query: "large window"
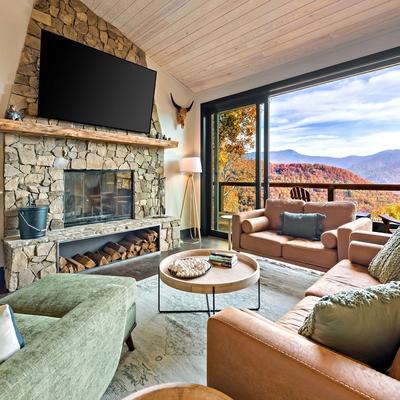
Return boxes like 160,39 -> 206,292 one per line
269,65 -> 400,220
201,47 -> 400,236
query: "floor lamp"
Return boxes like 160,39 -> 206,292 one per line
180,157 -> 202,242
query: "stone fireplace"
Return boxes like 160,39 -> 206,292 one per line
1,0 -> 181,291
4,134 -> 164,236
64,170 -> 134,227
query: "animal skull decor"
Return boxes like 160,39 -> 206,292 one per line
170,93 -> 194,128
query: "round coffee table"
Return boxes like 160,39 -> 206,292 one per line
123,382 -> 232,399
158,249 -> 260,316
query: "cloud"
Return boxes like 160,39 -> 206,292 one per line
270,65 -> 400,156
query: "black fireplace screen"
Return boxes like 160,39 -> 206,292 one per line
64,170 -> 133,227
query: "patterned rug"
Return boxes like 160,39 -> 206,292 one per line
102,258 -> 322,399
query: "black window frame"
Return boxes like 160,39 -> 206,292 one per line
201,46 -> 400,237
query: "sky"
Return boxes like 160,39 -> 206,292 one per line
269,64 -> 400,157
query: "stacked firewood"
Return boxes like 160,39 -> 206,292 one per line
59,229 -> 158,273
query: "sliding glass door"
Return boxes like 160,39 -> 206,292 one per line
203,99 -> 267,236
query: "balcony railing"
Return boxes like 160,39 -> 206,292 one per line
217,181 -> 400,215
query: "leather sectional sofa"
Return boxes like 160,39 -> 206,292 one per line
232,199 -> 372,271
207,231 -> 400,399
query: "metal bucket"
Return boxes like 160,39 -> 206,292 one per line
18,206 -> 49,239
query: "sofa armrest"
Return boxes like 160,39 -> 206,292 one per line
208,307 -> 399,400
350,230 -> 391,245
337,218 -> 372,261
348,240 -> 383,267
232,209 -> 265,250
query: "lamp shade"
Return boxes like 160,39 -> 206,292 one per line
180,157 -> 202,173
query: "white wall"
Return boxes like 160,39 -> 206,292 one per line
0,0 -> 34,115
146,57 -> 195,229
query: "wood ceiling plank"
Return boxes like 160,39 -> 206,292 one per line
132,0 -> 229,49
189,12 -> 400,91
161,0 -> 338,69
148,0 -> 299,61
96,0 -> 141,23
114,0 -> 171,33
125,0 -> 192,40
129,0 -> 206,43
174,0 -> 398,81
140,0 -> 252,54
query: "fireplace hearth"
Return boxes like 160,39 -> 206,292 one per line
64,170 -> 134,227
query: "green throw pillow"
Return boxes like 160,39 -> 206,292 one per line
280,211 -> 325,240
369,229 -> 400,283
298,281 -> 400,372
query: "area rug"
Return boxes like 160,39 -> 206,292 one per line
102,258 -> 322,400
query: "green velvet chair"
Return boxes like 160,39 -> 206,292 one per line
0,273 -> 137,400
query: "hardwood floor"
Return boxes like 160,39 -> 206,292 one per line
0,236 -> 228,296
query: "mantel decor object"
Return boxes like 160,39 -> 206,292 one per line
5,105 -> 24,121
180,157 -> 202,243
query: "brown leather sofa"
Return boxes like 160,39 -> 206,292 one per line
207,231 -> 400,400
232,199 -> 372,271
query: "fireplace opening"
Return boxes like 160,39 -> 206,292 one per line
64,170 -> 133,227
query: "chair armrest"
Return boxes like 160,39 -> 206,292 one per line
349,240 -> 383,267
232,209 -> 265,250
207,307 -> 399,400
350,230 -> 391,245
337,218 -> 372,261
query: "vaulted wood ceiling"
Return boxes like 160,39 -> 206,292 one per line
82,0 -> 400,92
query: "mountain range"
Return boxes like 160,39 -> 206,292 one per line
247,149 -> 400,183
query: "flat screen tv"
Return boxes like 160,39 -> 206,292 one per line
38,30 -> 157,133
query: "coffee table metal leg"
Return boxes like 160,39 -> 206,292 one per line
206,294 -> 211,317
158,269 -> 260,314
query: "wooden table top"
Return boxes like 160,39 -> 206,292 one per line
122,383 -> 233,400
159,249 -> 259,295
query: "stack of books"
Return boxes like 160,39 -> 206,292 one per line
209,252 -> 238,268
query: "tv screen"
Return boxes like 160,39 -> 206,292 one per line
38,30 -> 157,133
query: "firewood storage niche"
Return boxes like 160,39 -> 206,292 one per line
58,225 -> 160,273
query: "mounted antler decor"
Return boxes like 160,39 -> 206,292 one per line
170,93 -> 194,128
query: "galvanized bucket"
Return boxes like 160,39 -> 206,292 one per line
18,206 -> 49,239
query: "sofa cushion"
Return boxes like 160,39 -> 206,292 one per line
242,216 -> 269,233
305,260 -> 379,298
0,274 -> 137,317
369,228 -> 400,283
304,201 -> 355,231
14,313 -> 59,345
282,239 -> 337,270
264,199 -> 305,230
299,281 -> 400,372
240,231 -> 294,257
277,295 -> 320,333
321,230 -> 338,249
280,212 -> 325,240
390,348 -> 400,380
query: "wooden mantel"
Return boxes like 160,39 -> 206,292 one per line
0,119 -> 178,149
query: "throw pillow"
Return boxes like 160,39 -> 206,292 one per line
298,281 -> 400,372
369,229 -> 400,283
280,211 -> 325,240
242,216 -> 269,233
0,304 -> 25,363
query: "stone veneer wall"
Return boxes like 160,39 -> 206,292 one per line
4,133 -> 164,235
3,0 -> 167,236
